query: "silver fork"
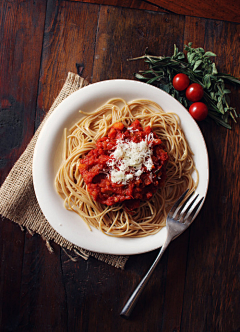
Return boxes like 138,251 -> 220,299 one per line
120,189 -> 204,318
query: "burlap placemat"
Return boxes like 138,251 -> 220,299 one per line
0,72 -> 128,269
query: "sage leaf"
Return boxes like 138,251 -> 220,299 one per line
212,63 -> 218,75
188,52 -> 196,64
193,60 -> 203,71
204,51 -> 216,57
135,73 -> 148,80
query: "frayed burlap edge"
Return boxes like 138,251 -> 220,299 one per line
0,72 -> 128,270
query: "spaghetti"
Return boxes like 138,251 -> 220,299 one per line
55,98 -> 198,237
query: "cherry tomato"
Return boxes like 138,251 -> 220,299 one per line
172,74 -> 190,91
186,83 -> 204,101
189,102 -> 208,121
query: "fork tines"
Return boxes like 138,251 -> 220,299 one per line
169,189 -> 204,224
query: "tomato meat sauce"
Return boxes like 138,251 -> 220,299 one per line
78,120 -> 168,210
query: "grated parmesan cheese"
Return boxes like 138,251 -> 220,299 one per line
107,136 -> 154,184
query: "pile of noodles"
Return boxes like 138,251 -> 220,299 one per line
55,98 -> 198,237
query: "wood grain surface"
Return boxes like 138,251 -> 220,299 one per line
75,0 -> 240,23
0,1 -> 240,331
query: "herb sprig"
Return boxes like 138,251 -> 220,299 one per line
129,43 -> 240,129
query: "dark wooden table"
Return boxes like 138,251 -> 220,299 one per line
1,1 -> 240,331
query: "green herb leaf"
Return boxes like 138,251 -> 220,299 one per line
212,63 -> 218,74
204,51 -> 216,57
135,73 -> 148,80
193,60 -> 203,71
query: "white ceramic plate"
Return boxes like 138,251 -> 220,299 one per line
33,79 -> 209,255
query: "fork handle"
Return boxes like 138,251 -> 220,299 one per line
120,235 -> 172,318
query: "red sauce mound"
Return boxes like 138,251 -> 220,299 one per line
79,120 -> 168,210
